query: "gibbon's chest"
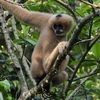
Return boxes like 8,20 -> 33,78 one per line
32,35 -> 59,60
45,39 -> 59,52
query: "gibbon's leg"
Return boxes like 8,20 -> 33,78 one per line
43,41 -> 69,73
31,59 -> 46,85
52,71 -> 68,86
42,71 -> 68,92
52,58 -> 69,86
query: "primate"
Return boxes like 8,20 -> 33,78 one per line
0,0 -> 73,86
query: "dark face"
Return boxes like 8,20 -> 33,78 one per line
53,23 -> 64,36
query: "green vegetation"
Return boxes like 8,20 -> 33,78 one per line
0,0 -> 100,100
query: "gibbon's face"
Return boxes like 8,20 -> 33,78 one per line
48,14 -> 73,36
53,23 -> 64,35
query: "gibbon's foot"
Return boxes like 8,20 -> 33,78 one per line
52,71 -> 68,86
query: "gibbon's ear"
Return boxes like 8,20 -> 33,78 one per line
0,0 -> 53,29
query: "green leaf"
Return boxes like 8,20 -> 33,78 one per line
13,39 -> 24,44
85,80 -> 95,89
92,42 -> 100,58
0,92 -> 3,100
76,9 -> 85,17
82,61 -> 97,67
25,1 -> 40,11
94,18 -> 100,28
69,60 -> 78,66
31,32 -> 39,39
21,25 -> 30,37
24,38 -> 36,45
6,93 -> 14,100
0,80 -> 10,92
17,30 -> 24,38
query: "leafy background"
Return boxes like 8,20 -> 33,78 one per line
0,0 -> 100,100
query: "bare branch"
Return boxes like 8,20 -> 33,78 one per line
74,38 -> 93,45
79,0 -> 100,8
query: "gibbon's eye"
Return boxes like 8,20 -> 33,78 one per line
58,24 -> 63,29
54,24 -> 58,29
53,24 -> 63,30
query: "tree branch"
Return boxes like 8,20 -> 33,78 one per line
65,34 -> 100,95
79,0 -> 100,8
66,67 -> 97,100
54,0 -> 78,22
0,5 -> 28,93
74,38 -> 93,45
20,10 -> 100,100
73,69 -> 100,81
1,1 -> 100,99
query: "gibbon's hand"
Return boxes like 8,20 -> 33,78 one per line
57,42 -> 69,55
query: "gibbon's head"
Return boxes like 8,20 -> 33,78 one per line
48,14 -> 73,36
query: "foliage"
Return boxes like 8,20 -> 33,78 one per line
0,0 -> 100,100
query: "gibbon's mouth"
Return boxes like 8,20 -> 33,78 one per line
56,32 -> 65,36
55,29 -> 65,35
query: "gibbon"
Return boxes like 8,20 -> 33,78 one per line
0,0 -> 73,86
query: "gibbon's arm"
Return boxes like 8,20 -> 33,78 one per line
0,0 -> 52,28
43,42 -> 69,73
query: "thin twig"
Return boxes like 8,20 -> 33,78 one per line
84,59 -> 100,62
54,0 -> 78,22
74,38 -> 93,45
73,70 -> 100,81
